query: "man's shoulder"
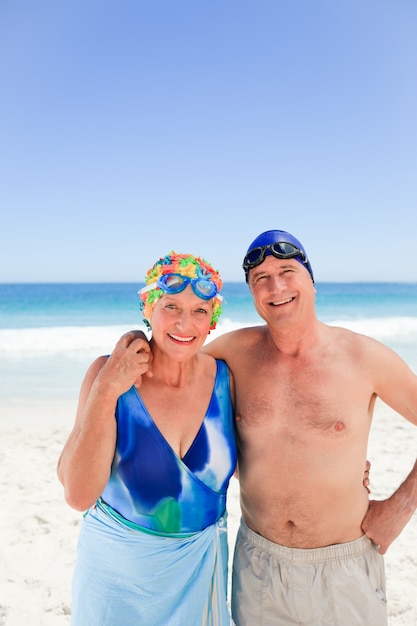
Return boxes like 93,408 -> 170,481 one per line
215,324 -> 265,344
204,325 -> 265,358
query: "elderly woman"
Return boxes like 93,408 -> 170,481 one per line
58,251 -> 237,625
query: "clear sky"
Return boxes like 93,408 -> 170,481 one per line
1,0 -> 416,283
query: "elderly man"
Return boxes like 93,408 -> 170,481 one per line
203,229 -> 417,626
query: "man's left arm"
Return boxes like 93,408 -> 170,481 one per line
361,340 -> 417,553
361,459 -> 417,554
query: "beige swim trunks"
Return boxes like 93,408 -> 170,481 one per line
231,518 -> 387,626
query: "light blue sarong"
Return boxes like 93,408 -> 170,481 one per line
71,501 -> 233,625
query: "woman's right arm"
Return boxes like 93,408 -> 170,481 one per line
57,332 -> 152,511
57,356 -> 119,511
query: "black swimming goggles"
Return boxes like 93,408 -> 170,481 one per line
242,242 -> 313,282
139,273 -> 222,301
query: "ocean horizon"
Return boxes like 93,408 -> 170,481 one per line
1,281 -> 417,404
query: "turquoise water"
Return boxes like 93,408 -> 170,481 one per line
1,282 -> 417,402
2,281 -> 417,328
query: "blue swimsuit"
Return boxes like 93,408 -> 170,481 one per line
101,358 -> 237,534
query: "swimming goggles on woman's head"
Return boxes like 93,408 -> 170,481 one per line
140,273 -> 223,301
242,242 -> 308,271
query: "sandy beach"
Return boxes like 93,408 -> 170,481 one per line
1,397 -> 416,626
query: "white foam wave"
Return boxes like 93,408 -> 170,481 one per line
0,325 -> 138,355
216,316 -> 417,342
327,316 -> 417,340
1,317 -> 417,354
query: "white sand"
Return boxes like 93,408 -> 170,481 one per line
0,398 -> 416,625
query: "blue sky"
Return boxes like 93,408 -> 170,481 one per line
1,0 -> 416,283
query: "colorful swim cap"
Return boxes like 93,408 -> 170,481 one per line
139,251 -> 223,330
243,230 -> 314,283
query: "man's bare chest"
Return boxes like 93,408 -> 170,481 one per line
235,361 -> 364,435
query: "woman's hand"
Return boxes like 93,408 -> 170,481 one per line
100,331 -> 153,392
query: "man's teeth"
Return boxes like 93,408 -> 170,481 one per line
271,297 -> 294,306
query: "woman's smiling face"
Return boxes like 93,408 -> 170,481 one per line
149,285 -> 213,360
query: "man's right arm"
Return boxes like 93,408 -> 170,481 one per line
202,331 -> 236,362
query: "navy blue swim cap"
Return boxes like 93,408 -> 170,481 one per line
243,230 -> 314,283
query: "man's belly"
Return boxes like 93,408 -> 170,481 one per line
239,472 -> 370,548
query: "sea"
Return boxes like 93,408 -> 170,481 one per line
1,282 -> 417,404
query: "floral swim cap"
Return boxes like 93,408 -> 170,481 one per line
139,251 -> 223,330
